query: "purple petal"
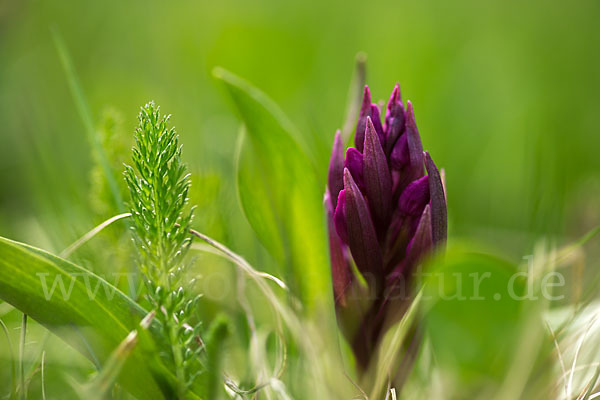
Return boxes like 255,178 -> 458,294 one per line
345,147 -> 364,190
363,117 -> 392,231
334,189 -> 348,245
390,134 -> 409,170
328,130 -> 344,208
424,152 -> 447,246
384,84 -> 406,154
326,190 -> 353,307
355,85 -> 372,151
343,168 -> 383,280
401,204 -> 433,276
406,205 -> 433,266
405,101 -> 424,179
384,176 -> 429,272
398,175 -> 430,217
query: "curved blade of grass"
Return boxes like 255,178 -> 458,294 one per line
569,317 -> 598,398
191,240 -> 287,290
24,330 -> 49,387
581,365 -> 600,400
546,321 -> 569,399
213,68 -> 329,310
60,212 -> 131,258
0,235 -> 200,400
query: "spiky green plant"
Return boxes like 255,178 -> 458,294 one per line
124,102 -> 202,398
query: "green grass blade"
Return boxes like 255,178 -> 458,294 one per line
19,314 -> 26,400
60,212 -> 131,258
341,52 -> 367,144
40,351 -> 46,400
50,28 -> 125,213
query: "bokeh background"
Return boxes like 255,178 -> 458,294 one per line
2,0 -> 600,257
0,0 -> 599,397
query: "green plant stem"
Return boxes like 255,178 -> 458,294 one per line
19,314 -> 27,400
149,154 -> 186,397
41,351 -> 46,400
167,318 -> 186,399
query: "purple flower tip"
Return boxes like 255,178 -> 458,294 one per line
345,147 -> 364,191
362,85 -> 372,107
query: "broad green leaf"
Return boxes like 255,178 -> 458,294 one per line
214,68 -> 329,309
235,131 -> 286,265
421,244 -> 528,394
0,236 -> 202,400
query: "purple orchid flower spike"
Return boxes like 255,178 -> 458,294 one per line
325,84 -> 447,373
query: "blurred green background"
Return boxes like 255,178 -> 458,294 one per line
1,0 -> 600,397
2,0 -> 600,260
